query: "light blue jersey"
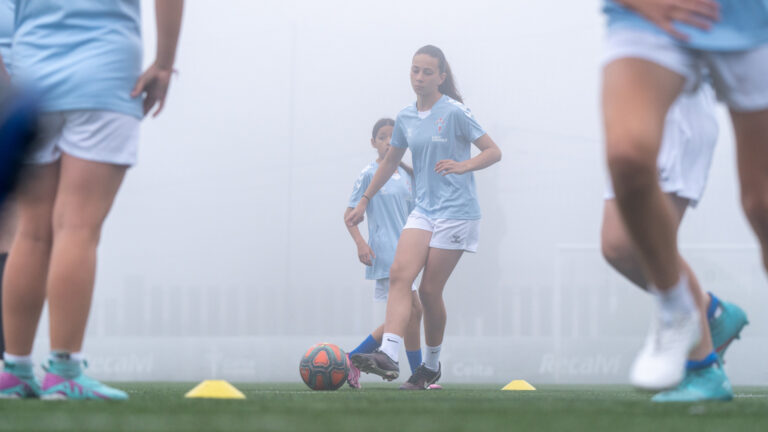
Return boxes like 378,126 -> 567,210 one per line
349,163 -> 414,280
0,0 -> 12,71
604,0 -> 768,51
11,0 -> 143,118
390,95 -> 486,220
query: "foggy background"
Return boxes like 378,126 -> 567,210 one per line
27,0 -> 768,385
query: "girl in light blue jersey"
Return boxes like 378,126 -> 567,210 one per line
0,0 -> 184,401
602,0 -> 768,402
343,118 -> 424,388
346,46 -> 502,390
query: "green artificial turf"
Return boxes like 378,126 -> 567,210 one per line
0,383 -> 766,432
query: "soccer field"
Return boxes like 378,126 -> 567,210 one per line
0,383 -> 766,432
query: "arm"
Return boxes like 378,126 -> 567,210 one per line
614,0 -> 719,41
345,146 -> 407,227
131,0 -> 184,117
398,162 -> 414,178
343,207 -> 375,266
435,134 -> 502,176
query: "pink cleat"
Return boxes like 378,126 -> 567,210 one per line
347,354 -> 361,389
428,384 -> 443,390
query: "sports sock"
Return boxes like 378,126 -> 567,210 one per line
686,352 -> 718,371
4,352 -> 32,365
350,334 -> 380,356
651,274 -> 696,321
406,349 -> 422,374
707,292 -> 721,321
424,345 -> 441,372
379,333 -> 402,363
70,352 -> 84,363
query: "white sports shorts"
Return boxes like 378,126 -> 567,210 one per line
403,211 -> 480,253
28,110 -> 140,166
604,85 -> 719,207
374,278 -> 418,303
604,28 -> 768,112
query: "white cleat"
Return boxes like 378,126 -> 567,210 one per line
630,307 -> 700,392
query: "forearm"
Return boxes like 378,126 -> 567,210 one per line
154,0 -> 184,70
363,153 -> 400,199
464,146 -> 502,172
344,209 -> 367,246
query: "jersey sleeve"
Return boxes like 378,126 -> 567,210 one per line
456,106 -> 487,143
348,168 -> 372,208
390,115 -> 409,149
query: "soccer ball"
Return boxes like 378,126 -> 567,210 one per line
299,343 -> 349,391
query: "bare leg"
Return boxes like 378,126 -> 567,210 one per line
603,58 -> 686,291
601,196 -> 714,360
383,229 -> 431,337
2,163 -> 60,356
47,155 -> 126,352
419,248 -> 463,348
732,109 -> 768,272
403,291 -> 422,352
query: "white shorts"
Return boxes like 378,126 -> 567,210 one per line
403,211 -> 480,253
28,110 -> 140,166
604,29 -> 768,112
604,85 -> 719,207
374,278 -> 418,302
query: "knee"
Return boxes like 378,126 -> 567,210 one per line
418,285 -> 441,307
16,219 -> 53,248
741,189 -> 768,233
389,264 -> 412,289
605,138 -> 657,196
52,216 -> 102,245
601,232 -> 635,272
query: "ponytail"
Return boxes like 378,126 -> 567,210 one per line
415,45 -> 463,104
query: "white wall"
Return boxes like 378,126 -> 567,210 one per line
29,0 -> 768,385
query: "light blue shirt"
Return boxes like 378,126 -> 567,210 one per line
349,163 -> 414,280
11,0 -> 143,118
0,0 -> 12,71
604,0 -> 768,51
390,95 -> 486,220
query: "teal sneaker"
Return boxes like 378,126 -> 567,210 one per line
40,357 -> 128,401
0,361 -> 41,399
709,295 -> 748,362
651,364 -> 733,403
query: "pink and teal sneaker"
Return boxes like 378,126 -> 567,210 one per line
40,355 -> 128,401
347,354 -> 361,389
0,361 -> 41,399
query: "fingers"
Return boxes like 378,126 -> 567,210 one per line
131,73 -> 148,98
670,7 -> 713,30
679,0 -> 720,21
660,21 -> 690,41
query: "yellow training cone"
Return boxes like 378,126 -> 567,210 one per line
185,380 -> 246,399
501,380 -> 536,391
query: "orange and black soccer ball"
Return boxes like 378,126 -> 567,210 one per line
299,343 -> 349,391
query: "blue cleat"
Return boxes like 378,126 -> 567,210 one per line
0,361 -> 41,399
651,364 -> 733,403
708,295 -> 748,362
40,357 -> 128,401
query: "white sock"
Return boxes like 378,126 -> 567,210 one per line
4,353 -> 33,365
70,352 -> 85,363
425,345 -> 441,372
379,333 -> 402,363
651,274 -> 696,320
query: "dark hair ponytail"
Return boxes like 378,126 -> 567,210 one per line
372,117 -> 395,139
415,45 -> 463,104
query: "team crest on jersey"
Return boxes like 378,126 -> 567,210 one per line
432,117 -> 448,142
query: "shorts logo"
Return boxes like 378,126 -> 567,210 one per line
450,234 -> 463,244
